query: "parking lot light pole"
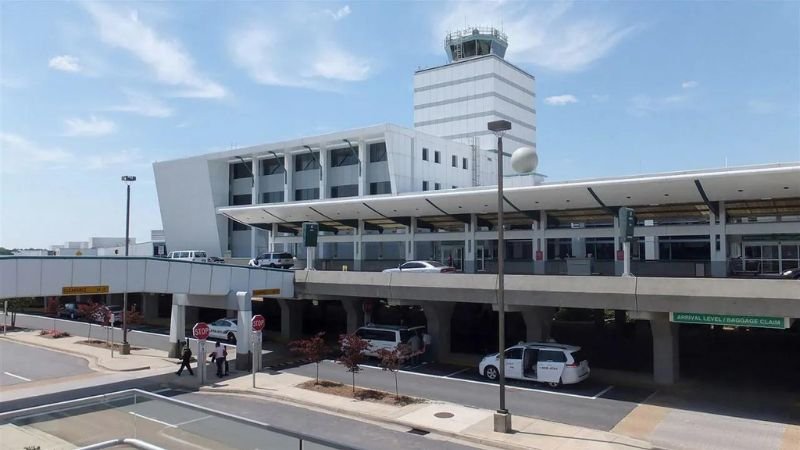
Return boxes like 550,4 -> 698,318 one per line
121,175 -> 136,355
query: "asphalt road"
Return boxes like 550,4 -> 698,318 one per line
0,340 -> 92,386
169,391 -> 479,450
281,359 -> 652,432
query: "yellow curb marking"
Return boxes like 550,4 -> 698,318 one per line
611,404 -> 669,441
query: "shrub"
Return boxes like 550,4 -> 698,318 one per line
377,343 -> 410,399
337,333 -> 369,395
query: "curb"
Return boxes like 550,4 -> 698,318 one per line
0,335 -> 153,372
180,383 -> 540,450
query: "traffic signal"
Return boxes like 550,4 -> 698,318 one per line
302,222 -> 319,247
618,207 -> 635,242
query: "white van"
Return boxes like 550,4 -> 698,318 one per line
478,342 -> 590,387
167,250 -> 209,263
354,324 -> 426,357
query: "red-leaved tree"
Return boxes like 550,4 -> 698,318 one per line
289,332 -> 328,385
377,343 -> 410,399
337,333 -> 369,395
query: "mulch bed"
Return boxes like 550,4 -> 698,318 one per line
298,379 -> 423,406
77,339 -> 144,351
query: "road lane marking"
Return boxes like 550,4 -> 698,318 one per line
444,368 -> 470,377
129,411 -> 177,428
4,372 -> 32,382
322,360 -> 604,399
592,385 -> 615,399
174,415 -> 212,427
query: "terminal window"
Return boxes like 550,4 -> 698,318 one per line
369,142 -> 387,162
331,184 -> 358,198
232,194 -> 251,205
435,182 -> 441,190
262,191 -> 284,203
434,151 -> 441,164
370,181 -> 391,195
232,161 -> 252,179
231,220 -> 248,231
452,155 -> 458,167
422,147 -> 429,161
262,157 -> 284,175
422,181 -> 429,191
462,158 -> 468,170
295,187 -> 320,201
330,148 -> 358,167
295,153 -> 320,172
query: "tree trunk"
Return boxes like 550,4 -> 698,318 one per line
10,311 -> 16,328
352,371 -> 356,395
395,372 -> 399,399
315,363 -> 319,385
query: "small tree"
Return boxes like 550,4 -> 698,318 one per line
377,343 -> 410,399
6,297 -> 37,328
289,332 -> 328,385
337,333 -> 369,395
78,301 -> 106,340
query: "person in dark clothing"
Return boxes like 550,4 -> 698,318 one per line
223,346 -> 229,376
176,340 -> 194,376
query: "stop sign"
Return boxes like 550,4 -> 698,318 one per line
193,322 -> 210,340
251,314 -> 265,332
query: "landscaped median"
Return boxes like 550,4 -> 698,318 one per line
173,368 -> 654,450
0,329 -> 178,372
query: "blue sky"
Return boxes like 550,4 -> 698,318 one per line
1,1 -> 798,248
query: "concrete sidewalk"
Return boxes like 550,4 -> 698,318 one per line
170,369 -> 654,450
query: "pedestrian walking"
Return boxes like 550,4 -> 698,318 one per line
211,342 -> 225,377
176,340 -> 194,376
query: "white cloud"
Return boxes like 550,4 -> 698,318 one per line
109,90 -> 173,118
747,100 -> 778,115
48,55 -> 82,73
64,115 -> 117,137
83,3 -> 226,98
544,94 -> 578,106
325,5 -> 351,21
229,18 -> 370,89
681,80 -> 699,89
434,1 -> 641,72
0,133 -> 74,173
86,149 -> 142,170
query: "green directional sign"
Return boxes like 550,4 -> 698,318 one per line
670,312 -> 790,329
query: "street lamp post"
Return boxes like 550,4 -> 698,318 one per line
487,120 -> 537,433
120,175 -> 136,355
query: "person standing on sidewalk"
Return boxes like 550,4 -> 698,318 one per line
176,340 -> 194,376
211,342 -> 225,377
222,345 -> 229,376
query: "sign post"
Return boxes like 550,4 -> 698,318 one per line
3,300 -> 7,335
251,315 -> 265,388
193,322 -> 210,385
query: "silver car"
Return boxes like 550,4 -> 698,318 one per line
382,260 -> 456,273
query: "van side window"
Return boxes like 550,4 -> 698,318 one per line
505,348 -> 523,360
538,350 -> 567,362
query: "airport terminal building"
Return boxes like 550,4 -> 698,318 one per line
154,28 -> 800,278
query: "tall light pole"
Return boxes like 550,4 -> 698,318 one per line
487,120 -> 537,433
120,175 -> 136,355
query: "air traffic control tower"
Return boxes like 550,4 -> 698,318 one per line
413,27 -> 536,167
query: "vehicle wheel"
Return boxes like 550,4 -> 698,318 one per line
227,332 -> 237,344
484,366 -> 499,380
547,379 -> 562,388
70,313 -> 76,320
269,263 -> 276,268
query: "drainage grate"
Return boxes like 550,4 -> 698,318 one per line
407,428 -> 430,436
434,412 -> 454,419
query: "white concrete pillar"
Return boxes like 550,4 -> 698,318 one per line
710,202 -> 727,277
278,298 -> 304,341
650,312 -> 680,385
406,218 -> 416,261
233,291 -> 253,370
354,219 -> 364,271
464,214 -> 477,273
319,145 -> 327,200
423,302 -> 454,363
613,216 -> 623,275
533,211 -> 547,275
341,299 -> 364,333
571,237 -> 586,258
521,307 -> 556,342
644,219 -> 658,260
251,154 -> 260,259
284,151 -> 293,202
270,224 -> 278,252
168,295 -> 187,358
358,140 -> 367,197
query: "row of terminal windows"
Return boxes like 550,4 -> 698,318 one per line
422,148 -> 468,170
422,181 -> 441,191
231,143 -> 389,179
232,181 -> 392,205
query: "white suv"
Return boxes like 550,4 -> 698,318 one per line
478,342 -> 590,387
249,252 -> 294,269
354,324 -> 425,357
168,250 -> 209,263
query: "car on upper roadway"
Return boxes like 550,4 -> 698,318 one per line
209,318 -> 238,344
208,256 -> 225,263
382,260 -> 456,273
249,252 -> 294,269
780,267 -> 800,279
478,342 -> 590,387
168,250 -> 209,263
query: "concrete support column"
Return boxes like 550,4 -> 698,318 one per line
233,291 -> 253,370
423,302 -> 454,363
405,218 -> 416,261
358,140 -> 367,197
284,151 -> 293,202
278,299 -> 304,342
464,214 -> 477,273
251,154 -> 260,259
710,201 -> 727,277
319,146 -> 328,200
613,216 -> 623,275
354,219 -> 364,271
571,237 -> 586,258
168,295 -> 187,358
520,307 -> 556,342
533,211 -> 547,275
650,312 -> 680,385
341,299 -> 364,333
644,219 -> 658,261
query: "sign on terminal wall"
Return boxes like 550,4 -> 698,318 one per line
670,312 -> 790,329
